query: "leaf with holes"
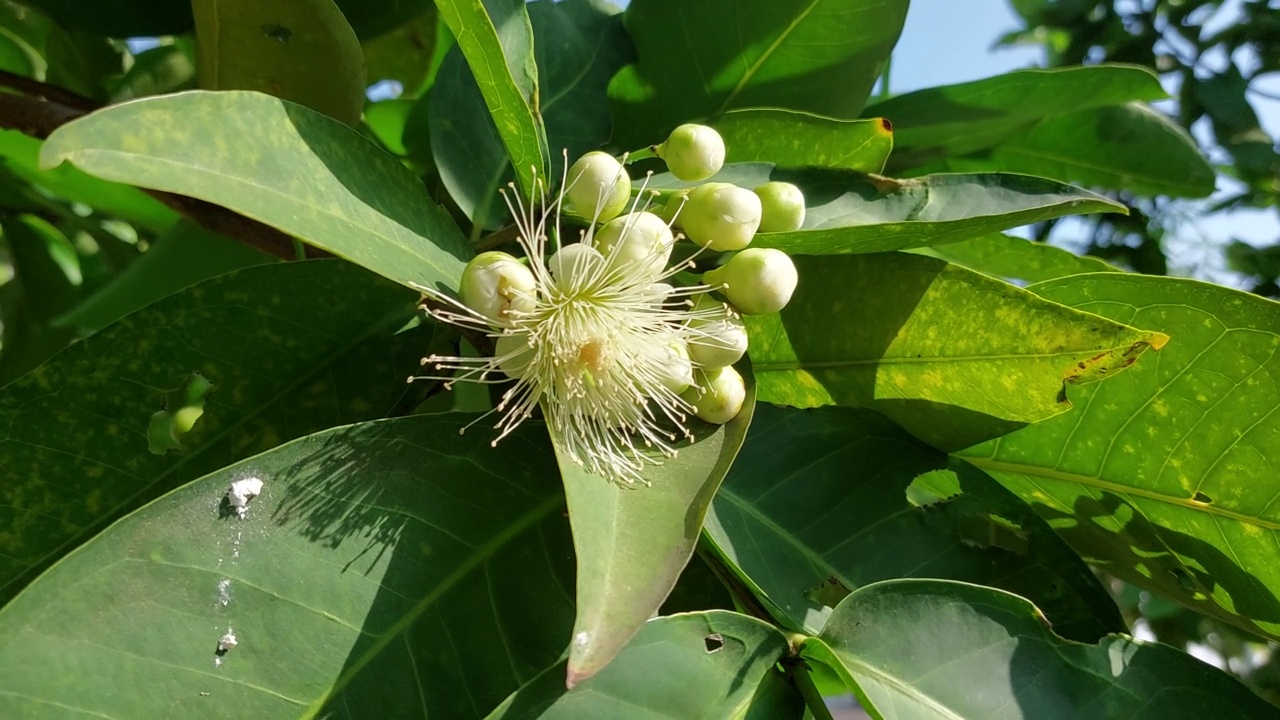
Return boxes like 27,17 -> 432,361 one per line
958,273 -> 1280,642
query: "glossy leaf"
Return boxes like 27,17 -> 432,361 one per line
489,612 -> 802,718
913,233 -> 1121,285
0,260 -> 436,604
192,0 -> 366,125
959,274 -> 1280,641
866,65 -> 1168,172
609,0 -> 909,148
0,414 -> 578,718
712,109 -> 893,173
654,164 -> 1127,255
558,368 -> 756,685
40,91 -> 471,292
803,579 -> 1276,718
433,0 -> 544,196
703,403 -> 1125,641
747,253 -> 1167,449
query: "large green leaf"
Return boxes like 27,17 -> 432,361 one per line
711,109 -> 893,173
430,0 -> 633,231
653,164 -> 1126,255
865,65 -> 1167,173
489,611 -> 802,718
433,0 -> 544,196
559,367 -> 756,685
913,233 -> 1120,285
0,414 -> 578,719
918,104 -> 1215,198
192,0 -> 366,126
747,253 -> 1166,449
803,579 -> 1276,718
704,404 -> 1125,642
608,0 -> 909,148
0,260 -> 436,604
958,273 -> 1280,641
39,91 -> 471,292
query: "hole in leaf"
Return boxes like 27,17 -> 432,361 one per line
879,117 -> 892,134
1193,492 -> 1212,504
958,512 -> 1029,555
905,469 -> 963,509
147,371 -> 215,454
704,634 -> 723,653
261,24 -> 292,43
1169,567 -> 1198,593
804,576 -> 851,608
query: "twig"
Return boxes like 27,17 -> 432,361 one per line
783,656 -> 836,720
0,69 -> 99,112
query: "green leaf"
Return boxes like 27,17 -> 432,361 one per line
55,220 -> 276,331
489,611 -> 802,718
803,579 -> 1277,718
430,0 -> 632,230
361,5 -> 441,97
39,91 -> 471,292
110,41 -> 197,102
0,414 -> 578,718
0,259 -> 437,604
913,233 -> 1121,285
433,0 -> 544,196
558,367 -> 756,685
703,403 -> 1125,642
653,164 -> 1127,255
866,65 -> 1168,173
0,129 -> 178,233
0,214 -> 82,383
921,104 -> 1215,198
747,253 -> 1167,449
958,274 -> 1280,641
608,0 -> 909,148
192,0 -> 366,126
711,109 -> 893,173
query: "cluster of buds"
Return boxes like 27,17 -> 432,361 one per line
413,124 -> 803,484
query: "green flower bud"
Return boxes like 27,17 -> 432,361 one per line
565,151 -> 631,222
680,182 -> 762,252
703,248 -> 798,315
594,211 -> 675,280
657,124 -> 725,182
681,365 -> 746,424
495,333 -> 534,378
687,294 -> 748,369
754,181 -> 806,233
460,251 -> 537,325
549,243 -> 606,286
656,341 -> 694,394
655,190 -> 689,227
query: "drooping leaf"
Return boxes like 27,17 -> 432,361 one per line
558,367 -> 756,685
433,0 -> 544,197
54,219 -> 276,331
703,403 -> 1125,641
39,91 -> 471,292
803,579 -> 1276,718
0,260 -> 437,604
747,253 -> 1167,449
652,164 -> 1126,255
711,109 -> 893,173
489,612 -> 802,718
913,233 -> 1121,285
958,273 -> 1280,641
609,0 -> 909,148
192,0 -> 367,125
0,414 -> 578,719
864,64 -> 1168,172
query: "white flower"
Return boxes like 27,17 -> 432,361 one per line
411,160 -> 727,484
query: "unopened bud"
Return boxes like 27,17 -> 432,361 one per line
687,295 -> 747,369
594,211 -> 675,281
495,333 -> 534,378
657,124 -> 725,182
564,151 -> 631,222
754,181 -> 806,233
460,251 -> 537,325
681,182 -> 762,252
703,248 -> 798,315
549,243 -> 606,287
656,341 -> 694,394
681,365 -> 746,424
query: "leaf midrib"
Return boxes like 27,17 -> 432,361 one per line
753,345 -> 1153,372
714,0 -> 822,117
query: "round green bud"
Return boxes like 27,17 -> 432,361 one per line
594,211 -> 675,280
657,124 -> 726,182
495,333 -> 534,379
754,181 -> 806,233
681,365 -> 746,424
680,182 -> 762,252
460,251 -> 537,325
549,242 -> 606,287
687,294 -> 747,369
564,151 -> 631,222
656,341 -> 694,394
703,248 -> 798,315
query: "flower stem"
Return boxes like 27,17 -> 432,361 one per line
784,656 -> 836,720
